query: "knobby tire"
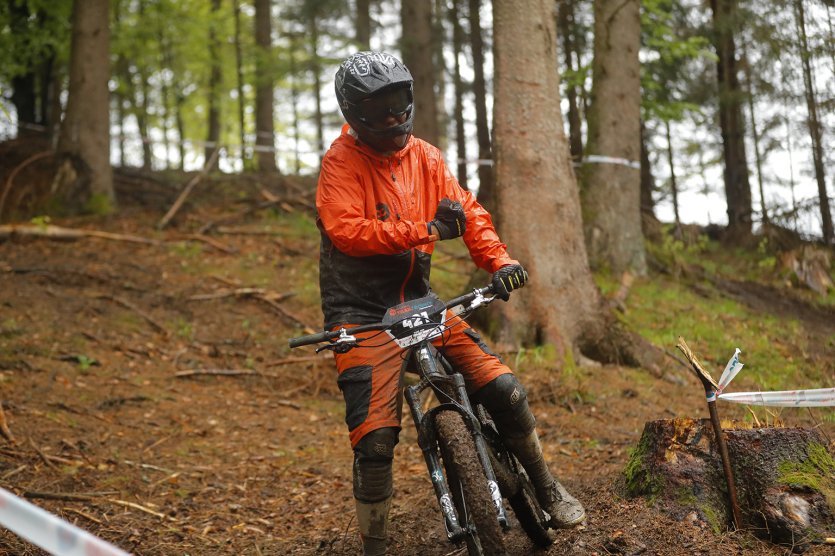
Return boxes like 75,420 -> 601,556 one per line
435,410 -> 506,556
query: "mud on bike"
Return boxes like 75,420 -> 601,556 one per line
288,285 -> 554,555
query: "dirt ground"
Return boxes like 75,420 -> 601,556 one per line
1,156 -> 834,555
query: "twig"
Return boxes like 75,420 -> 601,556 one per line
1,464 -> 26,480
62,507 -> 103,525
29,438 -> 58,470
93,294 -> 168,335
108,498 -> 176,522
0,401 -> 16,444
157,148 -> 220,230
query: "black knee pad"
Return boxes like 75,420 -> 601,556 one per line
353,427 -> 399,502
475,374 -> 536,438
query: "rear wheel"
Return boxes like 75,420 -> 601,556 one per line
435,409 -> 506,556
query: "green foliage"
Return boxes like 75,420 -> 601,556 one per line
640,0 -> 714,122
85,193 -> 114,216
778,443 -> 835,511
0,0 -> 71,79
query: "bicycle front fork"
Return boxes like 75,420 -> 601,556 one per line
405,362 -> 509,540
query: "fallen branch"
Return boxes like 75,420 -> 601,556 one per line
175,369 -> 272,379
0,224 -> 160,245
62,507 -> 104,525
28,438 -> 57,470
157,148 -> 220,230
23,491 -> 116,502
177,233 -> 237,254
188,287 -> 267,301
93,294 -> 168,335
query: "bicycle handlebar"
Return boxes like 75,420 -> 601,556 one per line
288,283 -> 498,349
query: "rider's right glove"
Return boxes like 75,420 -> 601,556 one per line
428,198 -> 467,240
491,264 -> 529,301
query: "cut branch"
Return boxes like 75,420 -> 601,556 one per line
157,147 -> 220,230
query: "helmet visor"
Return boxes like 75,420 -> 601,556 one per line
355,87 -> 413,126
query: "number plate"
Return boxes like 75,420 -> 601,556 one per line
382,296 -> 447,348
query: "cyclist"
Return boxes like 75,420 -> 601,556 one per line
317,51 -> 585,555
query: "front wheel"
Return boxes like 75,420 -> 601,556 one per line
435,410 -> 507,556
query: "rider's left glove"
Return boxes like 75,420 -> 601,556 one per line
491,264 -> 528,301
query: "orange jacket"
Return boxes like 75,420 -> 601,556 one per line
317,124 -> 516,327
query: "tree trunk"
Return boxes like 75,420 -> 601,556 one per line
468,0 -> 494,213
55,0 -> 114,213
557,0 -> 583,161
289,38 -> 302,175
254,0 -> 277,173
233,0 -> 248,171
355,0 -> 371,49
401,0 -> 440,145
741,52 -> 768,230
492,0 -> 657,369
794,0 -> 833,244
709,0 -> 752,240
309,16 -> 325,166
205,0 -> 222,171
664,120 -> 681,229
626,418 -> 835,548
581,0 -> 646,276
639,120 -> 657,226
449,0 -> 468,190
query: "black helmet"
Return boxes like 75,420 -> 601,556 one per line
335,51 -> 414,151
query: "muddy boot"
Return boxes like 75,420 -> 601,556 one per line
503,430 -> 586,528
356,497 -> 391,556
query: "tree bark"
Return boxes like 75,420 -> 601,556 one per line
254,0 -> 277,173
233,0 -> 248,170
709,0 -> 752,240
794,0 -> 833,244
627,418 -> 835,548
205,0 -> 222,172
664,120 -> 681,230
581,0 -> 646,276
401,0 -> 440,145
55,0 -> 114,213
468,0 -> 494,213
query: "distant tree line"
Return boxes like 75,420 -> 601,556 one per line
0,0 -> 832,247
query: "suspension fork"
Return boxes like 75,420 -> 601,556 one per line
405,345 -> 509,535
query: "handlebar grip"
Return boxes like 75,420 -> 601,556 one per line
288,330 -> 334,349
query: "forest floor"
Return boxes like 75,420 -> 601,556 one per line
0,150 -> 834,555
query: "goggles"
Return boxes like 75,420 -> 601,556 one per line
355,87 -> 413,124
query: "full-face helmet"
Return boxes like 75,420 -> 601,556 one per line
334,51 -> 414,152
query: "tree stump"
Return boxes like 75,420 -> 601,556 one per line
624,418 -> 835,551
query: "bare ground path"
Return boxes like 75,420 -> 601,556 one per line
0,196 -> 832,555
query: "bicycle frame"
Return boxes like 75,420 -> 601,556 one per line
403,342 -> 508,541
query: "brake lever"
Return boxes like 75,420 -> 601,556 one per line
315,330 -> 358,354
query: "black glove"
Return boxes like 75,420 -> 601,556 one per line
491,264 -> 528,301
429,198 -> 466,240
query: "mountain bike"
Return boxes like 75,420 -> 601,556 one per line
288,285 -> 553,555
